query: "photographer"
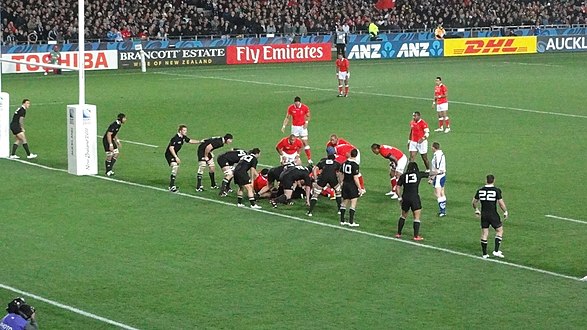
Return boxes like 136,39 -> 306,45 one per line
0,297 -> 38,330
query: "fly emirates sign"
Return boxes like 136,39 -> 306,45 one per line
226,43 -> 331,64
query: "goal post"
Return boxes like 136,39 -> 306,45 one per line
0,0 -> 98,175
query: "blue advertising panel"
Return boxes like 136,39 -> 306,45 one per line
345,40 -> 443,60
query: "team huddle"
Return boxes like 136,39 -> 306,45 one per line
96,75 -> 508,259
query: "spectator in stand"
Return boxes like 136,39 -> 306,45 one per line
1,0 -> 586,44
120,26 -> 132,39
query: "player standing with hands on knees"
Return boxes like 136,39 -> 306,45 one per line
335,53 -> 350,97
472,174 -> 509,259
281,96 -> 312,164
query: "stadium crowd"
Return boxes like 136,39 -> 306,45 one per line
0,0 -> 586,44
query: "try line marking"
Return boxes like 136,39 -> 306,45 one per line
0,283 -> 139,330
95,135 -> 158,148
155,72 -> 587,120
545,214 -> 587,225
6,158 -> 584,283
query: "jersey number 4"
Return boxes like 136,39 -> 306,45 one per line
478,190 -> 497,201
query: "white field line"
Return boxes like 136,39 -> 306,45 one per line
0,283 -> 140,330
95,135 -> 158,148
155,72 -> 587,119
545,214 -> 587,225
6,158 -> 584,282
500,61 -> 564,67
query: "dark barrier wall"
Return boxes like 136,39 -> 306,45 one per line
3,27 -> 587,54
119,48 -> 226,68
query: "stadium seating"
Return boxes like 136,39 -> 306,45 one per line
0,0 -> 585,44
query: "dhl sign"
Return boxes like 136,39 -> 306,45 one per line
444,36 -> 537,57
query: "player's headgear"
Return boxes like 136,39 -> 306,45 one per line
326,146 -> 336,155
6,297 -> 26,314
117,113 -> 126,121
224,133 -> 233,141
294,96 -> 301,102
260,168 -> 269,176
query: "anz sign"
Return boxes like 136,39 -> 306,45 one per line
346,40 -> 443,60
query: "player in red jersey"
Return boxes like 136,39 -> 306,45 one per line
371,143 -> 408,199
326,134 -> 365,193
276,134 -> 304,164
281,96 -> 312,164
408,111 -> 430,171
253,168 -> 273,199
432,76 -> 450,133
335,54 -> 350,97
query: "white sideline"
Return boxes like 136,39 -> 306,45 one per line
95,135 -> 158,148
0,283 -> 140,330
6,158 -> 584,283
155,72 -> 587,120
545,214 -> 587,225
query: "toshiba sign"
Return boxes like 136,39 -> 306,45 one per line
1,50 -> 118,74
444,37 -> 537,57
226,43 -> 331,64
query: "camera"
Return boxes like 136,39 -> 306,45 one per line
6,297 -> 26,314
6,297 -> 35,320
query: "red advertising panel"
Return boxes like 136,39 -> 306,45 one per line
226,43 -> 331,64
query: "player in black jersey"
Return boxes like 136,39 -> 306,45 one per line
102,113 -> 127,176
307,152 -> 341,217
396,162 -> 429,240
339,149 -> 361,227
217,148 -> 247,196
9,99 -> 37,159
269,164 -> 312,208
196,134 -> 233,191
233,148 -> 262,209
165,125 -> 200,192
472,174 -> 509,259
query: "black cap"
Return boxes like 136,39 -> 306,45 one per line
6,297 -> 25,314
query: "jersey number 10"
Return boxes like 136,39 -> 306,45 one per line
342,164 -> 353,175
